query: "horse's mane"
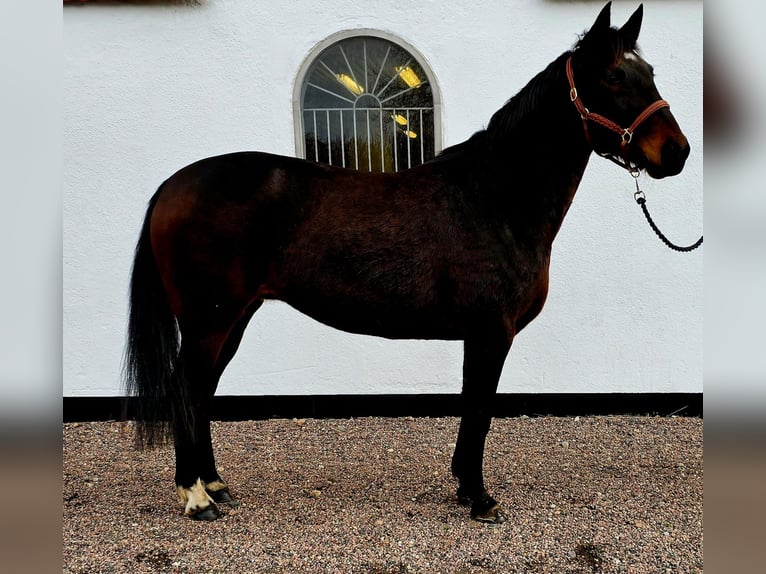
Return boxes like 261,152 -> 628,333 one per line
434,50 -> 572,160
435,27 -> 636,160
484,51 -> 572,142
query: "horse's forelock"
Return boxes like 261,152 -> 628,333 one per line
574,27 -> 638,66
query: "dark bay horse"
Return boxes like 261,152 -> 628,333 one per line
125,2 -> 690,523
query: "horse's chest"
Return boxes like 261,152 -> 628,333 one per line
492,249 -> 551,332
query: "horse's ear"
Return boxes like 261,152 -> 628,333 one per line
591,2 -> 612,36
581,2 -> 612,48
619,4 -> 643,48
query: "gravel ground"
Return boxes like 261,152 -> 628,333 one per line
63,416 -> 702,573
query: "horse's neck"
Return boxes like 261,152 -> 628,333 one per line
487,89 -> 592,246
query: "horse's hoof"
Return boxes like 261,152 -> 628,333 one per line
472,504 -> 506,524
457,486 -> 504,523
209,487 -> 240,508
189,503 -> 220,521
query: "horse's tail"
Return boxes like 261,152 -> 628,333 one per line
123,185 -> 188,448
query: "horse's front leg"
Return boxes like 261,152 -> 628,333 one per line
451,327 -> 512,523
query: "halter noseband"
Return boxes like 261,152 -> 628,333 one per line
566,56 -> 669,172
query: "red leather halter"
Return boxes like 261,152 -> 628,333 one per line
566,56 -> 669,171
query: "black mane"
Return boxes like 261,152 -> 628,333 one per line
436,50 -> 572,159
485,51 -> 571,141
436,24 -> 636,161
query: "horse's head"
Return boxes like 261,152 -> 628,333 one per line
569,2 -> 690,179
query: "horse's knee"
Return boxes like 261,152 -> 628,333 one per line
177,479 -> 220,520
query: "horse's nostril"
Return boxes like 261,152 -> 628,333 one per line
680,141 -> 691,161
662,139 -> 689,168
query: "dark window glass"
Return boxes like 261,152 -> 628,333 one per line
300,35 -> 436,172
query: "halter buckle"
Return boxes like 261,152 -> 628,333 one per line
621,129 -> 633,144
570,87 -> 578,102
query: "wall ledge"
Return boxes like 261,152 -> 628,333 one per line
63,393 -> 702,422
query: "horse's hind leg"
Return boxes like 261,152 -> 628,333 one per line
451,326 -> 512,523
172,301 -> 260,520
198,300 -> 263,508
171,335 -> 225,520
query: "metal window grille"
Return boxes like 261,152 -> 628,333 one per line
300,36 -> 436,172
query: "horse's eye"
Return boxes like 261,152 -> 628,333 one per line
606,70 -> 625,86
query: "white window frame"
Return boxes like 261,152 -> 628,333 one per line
292,29 -> 443,169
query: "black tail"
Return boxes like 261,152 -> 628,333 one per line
123,186 -> 188,448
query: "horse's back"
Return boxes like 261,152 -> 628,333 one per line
156,151 -> 321,208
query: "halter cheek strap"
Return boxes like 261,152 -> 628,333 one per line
566,56 -> 669,164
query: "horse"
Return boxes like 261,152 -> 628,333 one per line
124,2 -> 690,523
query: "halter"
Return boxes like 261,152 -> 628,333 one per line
566,56 -> 701,252
565,56 -> 669,173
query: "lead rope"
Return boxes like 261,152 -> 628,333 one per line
631,173 -> 703,252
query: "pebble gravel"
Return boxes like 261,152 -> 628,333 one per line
63,416 -> 702,573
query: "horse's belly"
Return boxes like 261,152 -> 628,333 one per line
278,290 -> 465,341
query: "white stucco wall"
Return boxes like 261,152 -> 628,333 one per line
63,0 -> 702,398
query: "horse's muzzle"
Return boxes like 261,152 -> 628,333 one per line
664,137 -> 690,173
651,137 -> 690,179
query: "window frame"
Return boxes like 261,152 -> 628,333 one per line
292,29 -> 442,169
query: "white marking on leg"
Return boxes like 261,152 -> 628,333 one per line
176,478 -> 214,515
204,479 -> 228,493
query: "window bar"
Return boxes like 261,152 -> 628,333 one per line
375,58 -> 412,99
379,110 -> 385,172
306,81 -> 355,104
392,110 -> 399,172
366,109 -> 372,171
339,46 -> 361,93
406,109 -> 412,169
371,46 -> 390,95
339,110 -> 346,168
319,60 -> 359,100
313,110 -> 319,162
379,84 -> 426,105
326,110 -> 332,165
420,109 -> 425,164
353,110 -> 359,170
363,40 -> 369,96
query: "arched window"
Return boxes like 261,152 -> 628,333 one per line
294,31 -> 441,172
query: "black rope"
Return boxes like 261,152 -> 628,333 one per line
635,195 -> 703,252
